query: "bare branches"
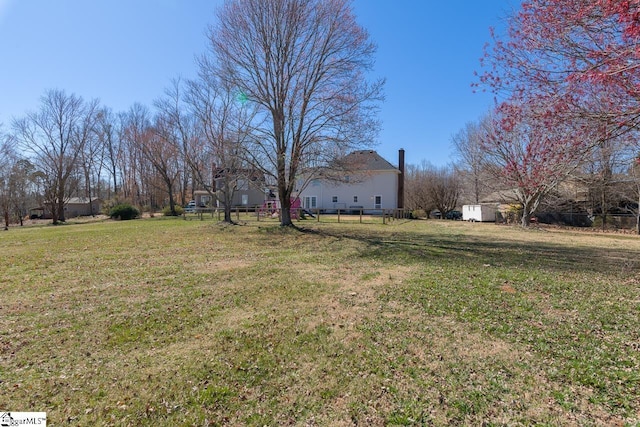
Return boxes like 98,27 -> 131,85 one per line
209,0 -> 383,225
405,161 -> 460,217
12,90 -> 99,224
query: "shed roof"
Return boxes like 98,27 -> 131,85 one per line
67,197 -> 102,205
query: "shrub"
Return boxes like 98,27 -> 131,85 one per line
411,209 -> 426,219
162,205 -> 184,216
109,203 -> 140,220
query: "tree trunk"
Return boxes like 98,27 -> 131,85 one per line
168,192 -> 176,216
57,199 -> 65,222
222,179 -> 234,224
50,202 -> 59,225
279,184 -> 293,227
520,202 -> 531,227
281,205 -> 293,227
636,194 -> 640,235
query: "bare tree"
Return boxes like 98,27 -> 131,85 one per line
13,90 -> 99,224
452,118 -> 491,204
120,104 -> 159,209
404,161 -> 434,215
155,79 -> 200,209
186,70 -> 256,223
123,103 -> 182,215
209,0 -> 383,226
0,133 -> 14,229
9,157 -> 37,226
405,161 -> 460,218
96,107 -> 123,198
427,165 -> 461,218
78,116 -> 105,216
577,136 -> 632,229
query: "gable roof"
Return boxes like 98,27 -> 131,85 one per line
340,150 -> 399,172
67,197 -> 102,205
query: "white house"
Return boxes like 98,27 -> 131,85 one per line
297,149 -> 405,214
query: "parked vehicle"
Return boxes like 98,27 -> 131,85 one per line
185,200 -> 196,213
445,210 -> 462,220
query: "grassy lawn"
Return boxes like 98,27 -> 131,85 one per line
1,217 -> 639,426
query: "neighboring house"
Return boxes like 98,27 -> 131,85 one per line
65,197 -> 103,217
30,197 -> 102,219
297,149 -> 405,214
194,168 -> 266,209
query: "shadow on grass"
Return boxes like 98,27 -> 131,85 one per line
301,226 -> 640,276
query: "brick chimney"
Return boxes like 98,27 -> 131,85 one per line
397,148 -> 405,209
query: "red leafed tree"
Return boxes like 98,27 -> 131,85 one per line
476,0 -> 640,226
480,0 -> 640,132
480,99 -> 596,227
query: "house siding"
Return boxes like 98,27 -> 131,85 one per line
297,150 -> 403,214
300,170 -> 399,213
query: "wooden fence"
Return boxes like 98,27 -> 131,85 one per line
184,206 -> 411,224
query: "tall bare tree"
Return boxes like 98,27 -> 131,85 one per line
209,0 -> 383,226
96,107 -> 123,197
404,162 -> 434,215
13,90 -> 99,224
0,132 -> 14,229
427,165 -> 461,218
122,103 -> 182,215
405,161 -> 460,218
452,118 -> 491,204
187,70 -> 256,223
155,79 -> 201,209
120,104 -> 158,209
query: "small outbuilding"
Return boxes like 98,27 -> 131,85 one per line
65,197 -> 102,217
462,204 -> 497,222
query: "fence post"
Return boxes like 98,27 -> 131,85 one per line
360,209 -> 363,224
337,209 -> 341,223
382,210 -> 386,224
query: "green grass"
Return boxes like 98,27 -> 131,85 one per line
1,217 -> 639,425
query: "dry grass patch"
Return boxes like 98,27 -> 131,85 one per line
1,218 -> 639,425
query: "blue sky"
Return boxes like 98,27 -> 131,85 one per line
0,0 -> 515,167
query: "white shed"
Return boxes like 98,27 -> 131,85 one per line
462,204 -> 496,222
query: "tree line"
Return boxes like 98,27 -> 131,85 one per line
423,0 -> 640,231
5,0 -> 638,230
0,0 -> 383,228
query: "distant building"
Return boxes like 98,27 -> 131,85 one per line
29,197 -> 102,219
193,168 -> 266,209
297,149 -> 405,213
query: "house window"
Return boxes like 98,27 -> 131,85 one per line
374,195 -> 382,209
304,196 -> 317,209
353,196 -> 358,203
345,175 -> 350,183
241,194 -> 249,205
332,196 -> 338,203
